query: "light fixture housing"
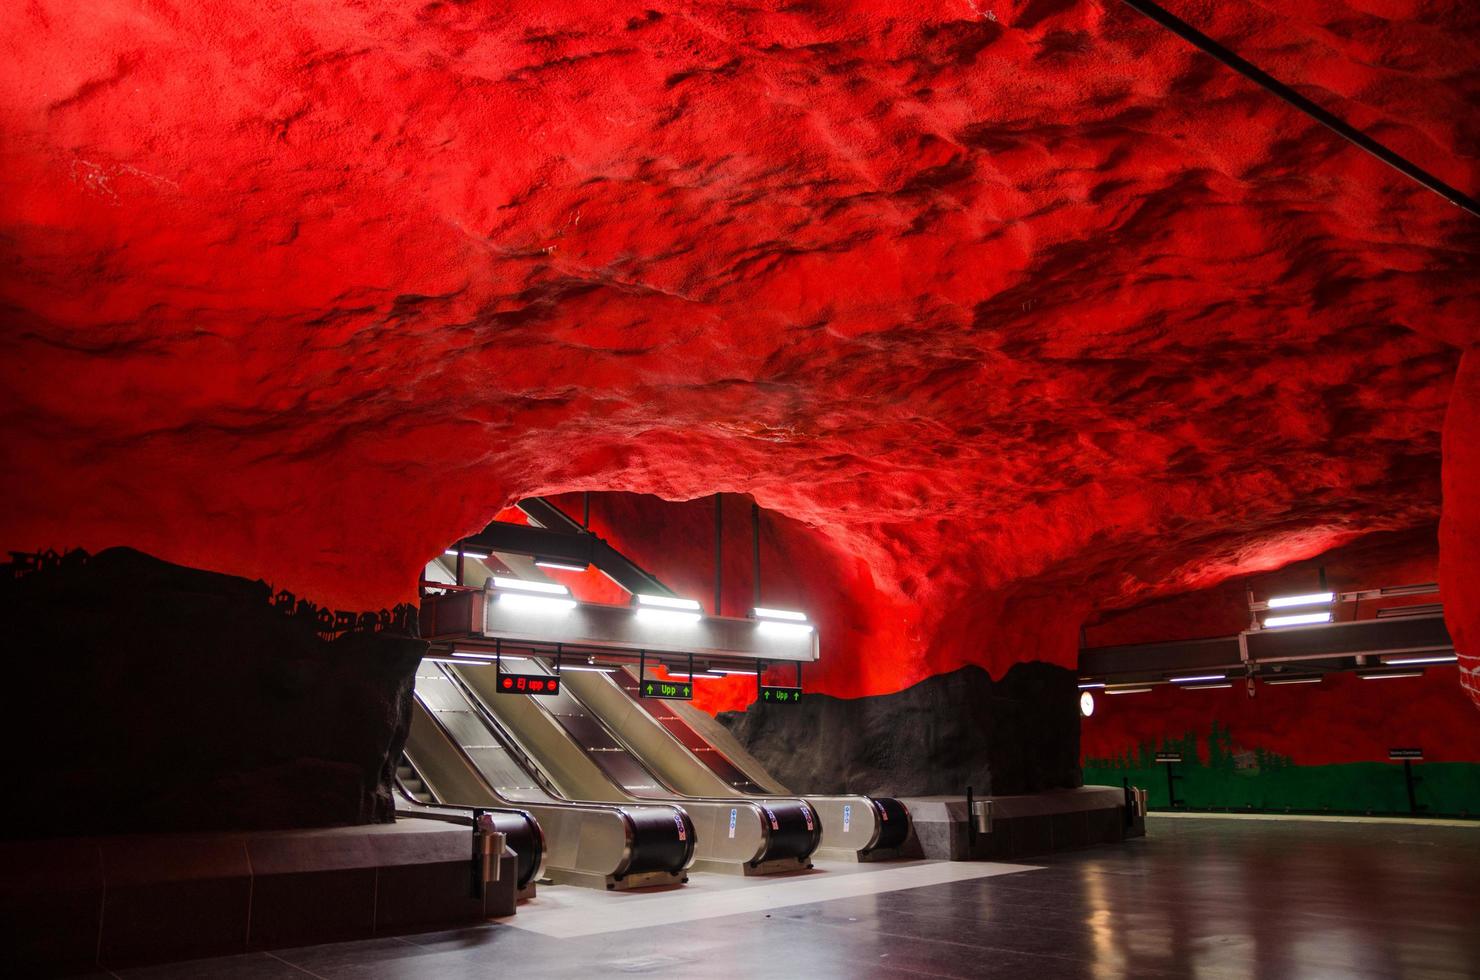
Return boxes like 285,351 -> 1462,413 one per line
1266,591 -> 1335,609
452,650 -> 528,662
1358,669 -> 1424,680
535,558 -> 590,573
1381,653 -> 1457,666
1077,680 -> 1106,690
753,607 -> 808,622
558,665 -> 616,673
1263,675 -> 1323,685
444,548 -> 491,560
1169,673 -> 1225,684
635,594 -> 702,611
1104,686 -> 1153,695
498,592 -> 577,613
1264,611 -> 1333,628
1181,681 -> 1234,690
633,593 -> 703,624
492,576 -> 570,596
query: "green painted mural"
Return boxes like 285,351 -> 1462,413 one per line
1084,721 -> 1480,817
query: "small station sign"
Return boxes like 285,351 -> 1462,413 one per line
1388,747 -> 1423,760
640,678 -> 694,700
759,685 -> 803,705
496,669 -> 561,696
1155,752 -> 1183,764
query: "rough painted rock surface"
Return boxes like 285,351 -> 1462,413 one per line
1,548 -> 423,837
1,3 -> 1476,702
719,663 -> 1079,796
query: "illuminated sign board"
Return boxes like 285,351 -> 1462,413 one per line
639,678 -> 693,700
1388,747 -> 1423,760
1154,752 -> 1182,764
759,685 -> 803,705
496,669 -> 561,696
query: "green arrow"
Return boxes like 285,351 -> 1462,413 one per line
682,685 -> 692,697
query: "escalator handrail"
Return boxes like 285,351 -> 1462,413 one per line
399,738 -> 549,887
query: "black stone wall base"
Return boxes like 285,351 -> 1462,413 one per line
2,547 -> 424,837
0,820 -> 515,974
719,662 -> 1080,796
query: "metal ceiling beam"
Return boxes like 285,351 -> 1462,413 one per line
452,497 -> 675,598
1080,614 -> 1453,681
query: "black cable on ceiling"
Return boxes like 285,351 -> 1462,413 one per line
1118,0 -> 1480,220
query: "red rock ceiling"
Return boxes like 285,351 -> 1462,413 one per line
1,2 -> 1476,701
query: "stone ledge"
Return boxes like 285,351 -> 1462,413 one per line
0,818 -> 516,974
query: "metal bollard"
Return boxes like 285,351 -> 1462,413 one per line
972,799 -> 993,834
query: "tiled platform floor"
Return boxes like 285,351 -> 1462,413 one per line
88,816 -> 1480,979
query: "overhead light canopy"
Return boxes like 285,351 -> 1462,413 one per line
492,576 -> 570,596
1267,591 -> 1335,609
1264,611 -> 1333,628
535,558 -> 590,573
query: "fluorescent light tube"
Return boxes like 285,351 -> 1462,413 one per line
1359,669 -> 1424,680
635,607 -> 702,625
1381,653 -> 1457,665
666,672 -> 720,680
716,668 -> 759,675
1182,682 -> 1233,690
635,594 -> 703,611
425,657 -> 490,666
558,665 -> 616,673
1263,676 -> 1322,685
1170,674 -> 1225,684
498,593 -> 577,613
1104,686 -> 1153,695
1264,611 -> 1332,628
492,576 -> 570,596
1267,592 -> 1335,609
757,620 -> 814,636
452,651 -> 528,662
753,607 -> 808,622
444,548 -> 491,560
1077,681 -> 1106,689
535,558 -> 589,572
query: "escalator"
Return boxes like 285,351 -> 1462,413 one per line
567,665 -> 911,859
390,752 -> 546,894
409,659 -> 695,890
451,660 -> 822,875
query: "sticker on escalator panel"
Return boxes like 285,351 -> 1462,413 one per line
843,804 -> 851,832
673,813 -> 687,842
728,808 -> 737,839
800,803 -> 814,832
761,805 -> 779,830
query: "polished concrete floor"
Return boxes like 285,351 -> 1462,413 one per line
94,816 -> 1480,979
